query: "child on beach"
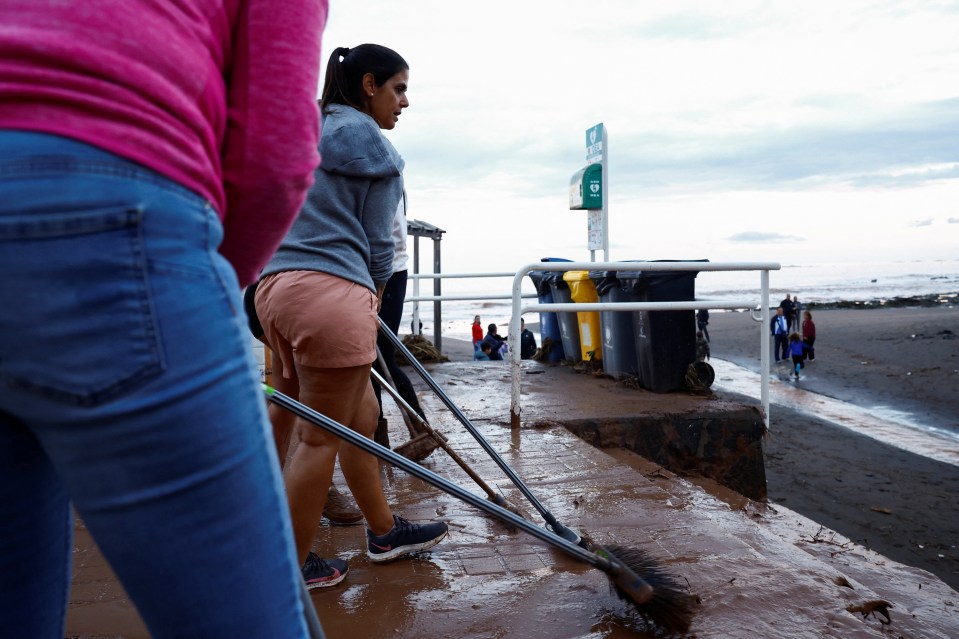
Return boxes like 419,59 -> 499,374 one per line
788,332 -> 805,378
474,342 -> 492,361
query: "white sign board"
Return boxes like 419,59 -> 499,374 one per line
587,210 -> 604,251
584,123 -> 607,258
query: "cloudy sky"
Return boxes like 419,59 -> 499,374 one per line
319,1 -> 959,276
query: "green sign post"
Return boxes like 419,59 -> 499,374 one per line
568,123 -> 608,260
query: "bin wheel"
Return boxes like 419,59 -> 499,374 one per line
689,361 -> 715,388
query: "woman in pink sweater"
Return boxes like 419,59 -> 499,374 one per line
0,2 -> 327,637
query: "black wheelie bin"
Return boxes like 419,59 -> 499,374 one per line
618,260 -> 707,392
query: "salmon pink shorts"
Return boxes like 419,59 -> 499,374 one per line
255,270 -> 378,375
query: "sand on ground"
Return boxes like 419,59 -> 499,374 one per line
438,305 -> 959,590
706,306 -> 959,591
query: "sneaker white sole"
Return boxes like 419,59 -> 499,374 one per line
304,568 -> 348,590
367,528 -> 449,564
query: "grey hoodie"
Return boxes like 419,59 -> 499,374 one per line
261,104 -> 405,291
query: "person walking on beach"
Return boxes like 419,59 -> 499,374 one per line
791,295 -> 803,332
788,332 -> 805,378
771,307 -> 790,362
802,310 -> 816,361
779,293 -> 796,334
0,2 -> 328,637
697,308 -> 711,342
255,44 -> 448,591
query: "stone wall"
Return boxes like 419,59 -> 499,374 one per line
560,407 -> 768,500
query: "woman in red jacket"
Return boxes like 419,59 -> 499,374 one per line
802,310 -> 817,361
472,314 -> 484,351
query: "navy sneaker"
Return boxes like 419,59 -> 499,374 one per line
302,552 -> 348,589
366,515 -> 448,563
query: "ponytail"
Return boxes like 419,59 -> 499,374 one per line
320,44 -> 408,111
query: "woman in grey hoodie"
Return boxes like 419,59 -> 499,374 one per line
255,44 -> 448,590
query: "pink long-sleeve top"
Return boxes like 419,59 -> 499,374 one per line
0,0 -> 327,286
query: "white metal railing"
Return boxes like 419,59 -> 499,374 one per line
506,261 -> 781,429
405,271 -> 537,350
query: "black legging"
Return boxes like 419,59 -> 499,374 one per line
372,269 -> 424,419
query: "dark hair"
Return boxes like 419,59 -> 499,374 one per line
488,323 -> 497,333
321,44 -> 408,111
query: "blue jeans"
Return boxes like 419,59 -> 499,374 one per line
0,132 -> 311,638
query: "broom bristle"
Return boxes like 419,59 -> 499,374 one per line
602,544 -> 697,636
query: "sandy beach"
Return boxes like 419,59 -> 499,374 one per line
697,306 -> 959,590
444,305 -> 959,591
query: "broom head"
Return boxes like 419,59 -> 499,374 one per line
596,544 -> 697,636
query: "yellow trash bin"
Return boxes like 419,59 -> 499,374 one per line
562,270 -> 603,362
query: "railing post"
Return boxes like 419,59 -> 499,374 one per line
760,270 -> 770,428
509,266 -> 530,429
433,237 -> 442,352
412,236 -> 420,335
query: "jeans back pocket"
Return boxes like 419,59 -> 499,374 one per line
0,205 -> 164,406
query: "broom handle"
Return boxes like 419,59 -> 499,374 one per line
265,384 -> 653,606
266,384 -> 598,564
377,320 -> 575,538
374,347 -> 419,438
370,368 -> 504,503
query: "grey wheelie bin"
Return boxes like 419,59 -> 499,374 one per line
544,270 -> 581,363
588,270 -> 639,378
618,261 -> 706,392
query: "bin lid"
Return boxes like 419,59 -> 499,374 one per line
528,258 -> 572,294
586,260 -> 642,283
618,271 -> 698,290
617,259 -> 709,292
527,270 -> 550,295
562,270 -> 591,282
588,270 -> 619,296
543,270 -> 569,289
616,259 -> 709,279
